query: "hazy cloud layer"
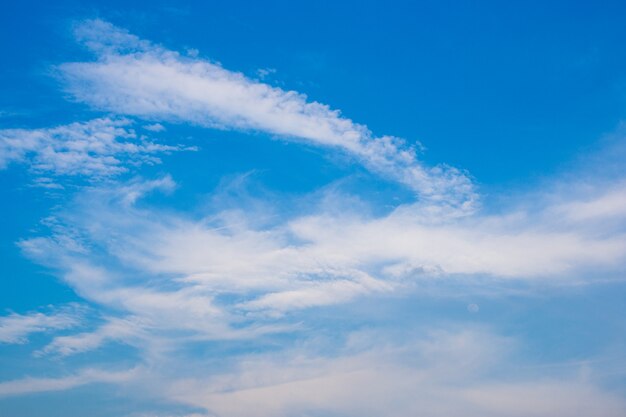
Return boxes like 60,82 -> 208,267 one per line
167,328 -> 626,417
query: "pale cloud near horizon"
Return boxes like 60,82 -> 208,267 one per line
4,323 -> 625,417
58,19 -> 475,212
130,327 -> 626,417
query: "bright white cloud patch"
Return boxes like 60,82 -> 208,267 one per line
59,19 -> 475,211
0,117 -> 191,179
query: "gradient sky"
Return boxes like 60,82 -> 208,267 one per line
2,1 -> 626,416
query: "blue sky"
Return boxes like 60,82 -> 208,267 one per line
1,1 -> 626,416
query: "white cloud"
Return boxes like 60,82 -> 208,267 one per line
13,169 -> 626,357
143,123 -> 166,132
0,117 -> 192,178
286,207 -> 626,279
0,304 -> 83,344
37,316 -> 145,357
238,272 -> 392,314
255,67 -> 276,80
59,19 -> 475,211
551,180 -> 626,222
0,367 -> 138,397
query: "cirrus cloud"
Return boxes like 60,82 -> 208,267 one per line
59,19 -> 475,212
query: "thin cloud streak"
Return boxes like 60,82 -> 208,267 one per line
59,19 -> 475,211
0,367 -> 139,397
0,304 -> 84,344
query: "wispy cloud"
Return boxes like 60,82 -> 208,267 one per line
551,180 -> 626,222
59,19 -> 475,211
0,304 -> 84,344
0,117 -> 192,179
0,367 -> 138,397
13,167 -> 626,359
36,316 -> 144,357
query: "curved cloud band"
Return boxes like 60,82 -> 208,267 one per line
59,19 -> 475,211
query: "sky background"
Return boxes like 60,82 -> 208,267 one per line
1,1 -> 626,416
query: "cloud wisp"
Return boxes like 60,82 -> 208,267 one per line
12,170 -> 626,360
0,304 -> 84,344
59,19 -> 475,211
0,367 -> 138,397
0,117 -> 192,182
